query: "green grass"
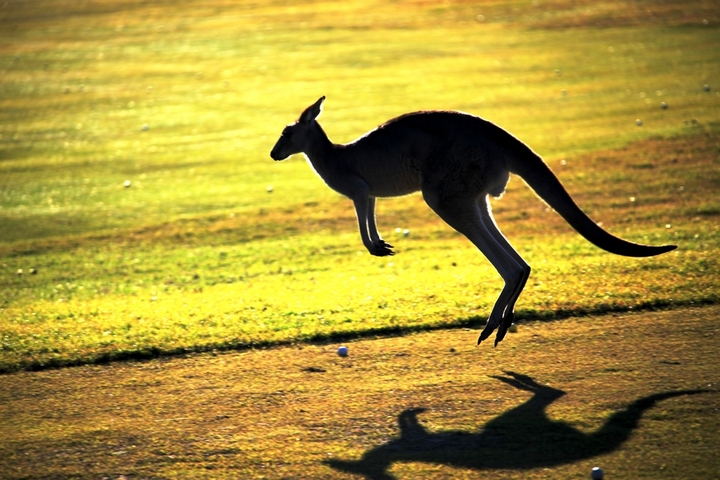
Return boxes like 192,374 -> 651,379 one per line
1,0 -> 720,372
2,0 -> 719,241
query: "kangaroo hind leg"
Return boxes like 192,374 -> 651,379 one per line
478,199 -> 531,345
423,189 -> 528,346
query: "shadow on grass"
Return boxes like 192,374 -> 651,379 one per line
325,372 -> 710,480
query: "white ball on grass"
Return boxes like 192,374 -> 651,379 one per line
124,180 -> 132,188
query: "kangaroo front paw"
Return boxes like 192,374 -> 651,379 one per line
369,240 -> 395,256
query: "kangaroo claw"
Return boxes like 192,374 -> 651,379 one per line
477,322 -> 495,344
370,240 -> 395,256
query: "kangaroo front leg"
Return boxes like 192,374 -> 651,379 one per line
353,196 -> 394,257
367,197 -> 394,252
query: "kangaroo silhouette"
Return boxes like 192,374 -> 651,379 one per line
325,372 -> 710,479
271,97 -> 676,345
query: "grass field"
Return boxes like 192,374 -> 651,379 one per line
1,0 -> 720,477
1,307 -> 719,478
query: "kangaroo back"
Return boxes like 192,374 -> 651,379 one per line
506,144 -> 676,257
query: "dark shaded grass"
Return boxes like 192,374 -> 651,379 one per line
2,306 -> 718,479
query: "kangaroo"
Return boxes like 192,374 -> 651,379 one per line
270,96 -> 676,346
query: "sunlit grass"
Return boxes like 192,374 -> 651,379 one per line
3,125 -> 719,371
1,0 -> 719,372
2,1 -> 719,241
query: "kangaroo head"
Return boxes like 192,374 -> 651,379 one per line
492,371 -> 567,400
270,96 -> 325,161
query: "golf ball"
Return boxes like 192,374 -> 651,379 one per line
508,323 -> 518,333
337,346 -> 349,357
124,180 -> 132,188
591,467 -> 604,480
635,119 -> 643,126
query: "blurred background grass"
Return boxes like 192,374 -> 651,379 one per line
2,0 -> 718,241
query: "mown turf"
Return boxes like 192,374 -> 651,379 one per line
1,306 -> 718,479
2,0 -> 719,243
1,128 -> 718,373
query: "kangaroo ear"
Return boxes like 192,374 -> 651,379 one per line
299,96 -> 325,124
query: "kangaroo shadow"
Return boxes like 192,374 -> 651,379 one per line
326,372 -> 710,480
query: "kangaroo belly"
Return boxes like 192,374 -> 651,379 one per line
355,157 -> 420,197
366,168 -> 421,197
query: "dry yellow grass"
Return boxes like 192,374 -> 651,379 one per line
2,306 -> 718,479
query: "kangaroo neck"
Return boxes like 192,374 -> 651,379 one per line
303,122 -> 335,170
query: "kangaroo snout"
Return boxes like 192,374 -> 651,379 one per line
270,145 -> 286,161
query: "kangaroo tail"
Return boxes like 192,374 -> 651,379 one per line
507,145 -> 676,257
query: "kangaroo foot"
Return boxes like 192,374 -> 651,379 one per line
493,312 -> 515,346
370,240 -> 395,256
478,311 -> 514,346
